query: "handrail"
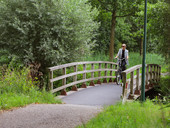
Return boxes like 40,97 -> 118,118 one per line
49,61 -> 117,71
48,61 -> 118,95
122,64 -> 161,102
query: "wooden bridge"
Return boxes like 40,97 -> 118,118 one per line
48,61 -> 161,105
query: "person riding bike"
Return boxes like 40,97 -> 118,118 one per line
115,44 -> 129,71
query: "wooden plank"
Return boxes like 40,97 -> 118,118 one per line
104,63 -> 107,76
83,64 -> 86,79
50,69 -> 117,82
91,63 -> 94,78
110,64 -> 113,76
122,72 -> 127,98
130,71 -> 134,95
98,63 -> 101,77
51,76 -> 116,93
72,65 -> 78,91
73,65 -> 77,82
136,69 -> 140,90
103,63 -> 108,83
49,70 -> 53,90
49,61 -> 118,71
150,65 -> 153,84
62,68 -> 66,85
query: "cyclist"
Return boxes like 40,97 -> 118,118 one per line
115,44 -> 129,71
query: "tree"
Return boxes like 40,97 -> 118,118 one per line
128,0 -> 169,55
88,0 -> 141,60
0,0 -> 98,74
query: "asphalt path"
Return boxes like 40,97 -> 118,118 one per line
0,104 -> 101,128
62,83 -> 122,106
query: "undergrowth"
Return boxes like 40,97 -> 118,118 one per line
0,67 -> 61,110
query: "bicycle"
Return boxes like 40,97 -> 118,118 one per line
115,58 -> 126,85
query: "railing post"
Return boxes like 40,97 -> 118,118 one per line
149,65 -> 153,87
72,65 -> 78,91
81,64 -> 87,88
90,63 -> 95,86
61,68 -> 67,95
114,65 -> 118,83
134,68 -> 140,95
122,72 -> 127,102
48,70 -> 53,91
97,63 -> 101,84
109,64 -> 113,82
155,65 -> 158,83
145,65 -> 150,89
103,63 -> 107,83
153,65 -> 156,84
128,71 -> 134,99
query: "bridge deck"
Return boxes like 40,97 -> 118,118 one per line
61,83 -> 122,106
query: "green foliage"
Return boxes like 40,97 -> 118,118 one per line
88,0 -> 169,58
0,50 -> 11,65
0,67 -> 61,110
77,100 -> 170,128
88,0 -> 141,55
157,76 -> 170,102
0,0 -> 98,73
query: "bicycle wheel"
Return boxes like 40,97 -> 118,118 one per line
116,71 -> 121,85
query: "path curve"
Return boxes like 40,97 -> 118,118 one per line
0,104 -> 101,128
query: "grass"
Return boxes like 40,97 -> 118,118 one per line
77,100 -> 170,128
0,67 -> 61,110
83,52 -> 168,72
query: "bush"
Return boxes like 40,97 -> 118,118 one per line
0,0 -> 98,74
155,76 -> 170,104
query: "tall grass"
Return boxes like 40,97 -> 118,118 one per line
77,100 -> 170,128
83,52 -> 168,72
0,67 -> 61,110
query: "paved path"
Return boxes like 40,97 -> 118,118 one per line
62,84 -> 122,106
0,83 -> 122,128
0,104 -> 101,128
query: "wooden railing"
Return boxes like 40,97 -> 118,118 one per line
122,64 -> 161,101
48,61 -> 118,95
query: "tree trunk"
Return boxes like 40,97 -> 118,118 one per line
140,37 -> 143,56
109,11 -> 116,61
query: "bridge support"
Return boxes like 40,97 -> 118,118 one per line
134,89 -> 141,95
103,78 -> 107,83
97,80 -> 101,84
145,84 -> 150,89
81,83 -> 87,88
90,81 -> 95,86
109,78 -> 113,82
61,89 -> 67,95
72,85 -> 78,91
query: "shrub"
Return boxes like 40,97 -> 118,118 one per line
0,0 -> 98,74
